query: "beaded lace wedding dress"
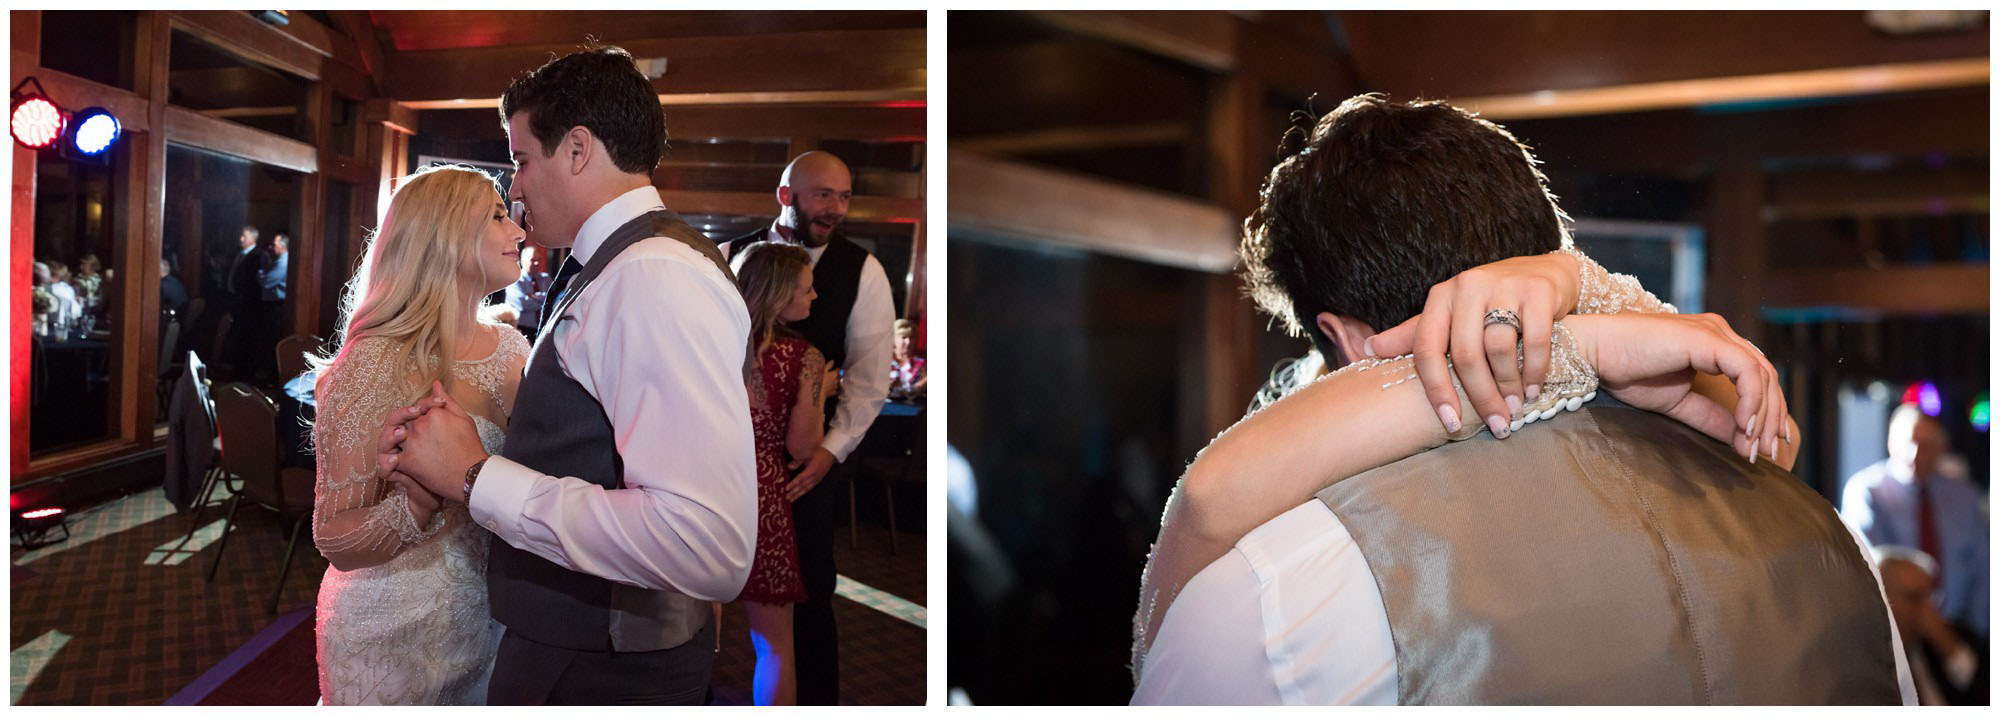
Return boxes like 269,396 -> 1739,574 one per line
311,325 -> 528,705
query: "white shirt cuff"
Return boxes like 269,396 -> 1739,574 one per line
468,455 -> 540,544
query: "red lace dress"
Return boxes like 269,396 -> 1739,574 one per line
737,336 -> 821,604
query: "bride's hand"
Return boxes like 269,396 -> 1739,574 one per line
1563,313 -> 1789,463
383,470 -> 442,527
1367,251 -> 1579,436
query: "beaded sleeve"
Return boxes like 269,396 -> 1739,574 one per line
1561,246 -> 1677,315
311,337 -> 444,569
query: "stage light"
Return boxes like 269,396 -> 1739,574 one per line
11,500 -> 69,550
68,107 -> 118,156
1972,392 -> 1989,433
60,107 -> 119,163
12,95 -> 64,150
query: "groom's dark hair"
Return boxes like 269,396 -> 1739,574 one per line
1240,94 -> 1567,358
499,45 -> 666,174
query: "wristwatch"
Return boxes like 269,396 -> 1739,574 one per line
463,457 -> 488,504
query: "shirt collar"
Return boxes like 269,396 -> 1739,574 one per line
572,186 -> 666,267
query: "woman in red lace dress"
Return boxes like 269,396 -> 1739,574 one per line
728,241 -> 824,706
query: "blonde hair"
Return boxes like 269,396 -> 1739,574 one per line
730,241 -> 814,359
309,164 -> 505,397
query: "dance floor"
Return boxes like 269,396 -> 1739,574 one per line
11,482 -> 928,705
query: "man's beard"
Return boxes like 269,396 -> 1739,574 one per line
792,209 -> 840,248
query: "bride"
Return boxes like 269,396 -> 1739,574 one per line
307,165 -> 530,704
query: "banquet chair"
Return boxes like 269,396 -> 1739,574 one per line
274,334 -> 318,385
206,382 -> 316,614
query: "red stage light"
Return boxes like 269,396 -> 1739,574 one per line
12,95 -> 65,150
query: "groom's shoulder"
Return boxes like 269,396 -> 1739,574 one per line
597,234 -> 742,302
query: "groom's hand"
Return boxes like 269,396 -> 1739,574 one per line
399,381 -> 490,503
785,448 -> 836,502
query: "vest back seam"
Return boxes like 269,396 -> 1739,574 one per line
1594,408 -> 1717,704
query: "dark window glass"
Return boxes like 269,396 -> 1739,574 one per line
160,143 -> 301,392
946,237 -> 1208,702
28,147 -> 125,454
36,11 -> 139,91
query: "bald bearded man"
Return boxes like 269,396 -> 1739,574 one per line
722,150 -> 896,704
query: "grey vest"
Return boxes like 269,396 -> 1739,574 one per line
488,207 -> 737,653
1316,397 -> 1902,704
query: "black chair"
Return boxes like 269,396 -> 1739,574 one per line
206,382 -> 316,614
180,351 -> 236,532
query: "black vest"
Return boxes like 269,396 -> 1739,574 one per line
723,230 -> 867,367
488,208 -> 737,652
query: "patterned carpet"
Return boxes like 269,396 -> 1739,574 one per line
11,485 -> 927,705
11,486 -> 327,706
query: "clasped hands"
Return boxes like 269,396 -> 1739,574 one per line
1368,252 -> 1791,465
375,381 -> 490,524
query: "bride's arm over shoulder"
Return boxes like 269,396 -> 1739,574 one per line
312,336 -> 437,571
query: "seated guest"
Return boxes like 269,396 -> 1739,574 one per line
1843,404 -> 1990,638
160,258 -> 190,315
1876,546 -> 1988,705
31,261 -> 54,336
46,262 -> 82,331
889,318 -> 926,400
75,253 -> 105,300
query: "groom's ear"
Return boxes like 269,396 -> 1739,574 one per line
564,126 -> 593,175
1315,311 -> 1376,367
776,185 -> 795,208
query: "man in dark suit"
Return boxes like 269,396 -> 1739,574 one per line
721,150 -> 896,704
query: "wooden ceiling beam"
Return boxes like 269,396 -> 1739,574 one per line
949,153 -> 1239,274
954,121 -> 1189,156
1026,11 -> 1238,73
1765,265 -> 1989,314
660,190 -> 922,223
383,28 -> 924,105
164,105 -> 317,173
167,11 -> 323,81
367,10 -> 923,52
666,104 -> 924,141
1456,58 -> 1988,121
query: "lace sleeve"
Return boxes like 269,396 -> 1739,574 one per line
311,337 -> 443,571
1561,246 -> 1677,314
786,344 -> 828,463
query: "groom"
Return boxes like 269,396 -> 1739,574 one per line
381,46 -> 758,705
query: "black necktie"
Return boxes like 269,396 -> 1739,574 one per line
538,257 -> 581,336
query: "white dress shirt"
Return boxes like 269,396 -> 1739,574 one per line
747,224 -> 895,462
468,185 -> 758,602
1133,500 -> 1920,705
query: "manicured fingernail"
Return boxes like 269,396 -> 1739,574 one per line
1363,336 -> 1376,358
1746,415 -> 1757,438
1505,395 -> 1523,420
1525,384 -> 1540,401
394,427 -> 404,436
1437,404 -> 1461,433
1768,436 -> 1779,461
1486,414 -> 1510,438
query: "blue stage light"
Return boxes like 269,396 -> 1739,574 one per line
69,108 -> 118,156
